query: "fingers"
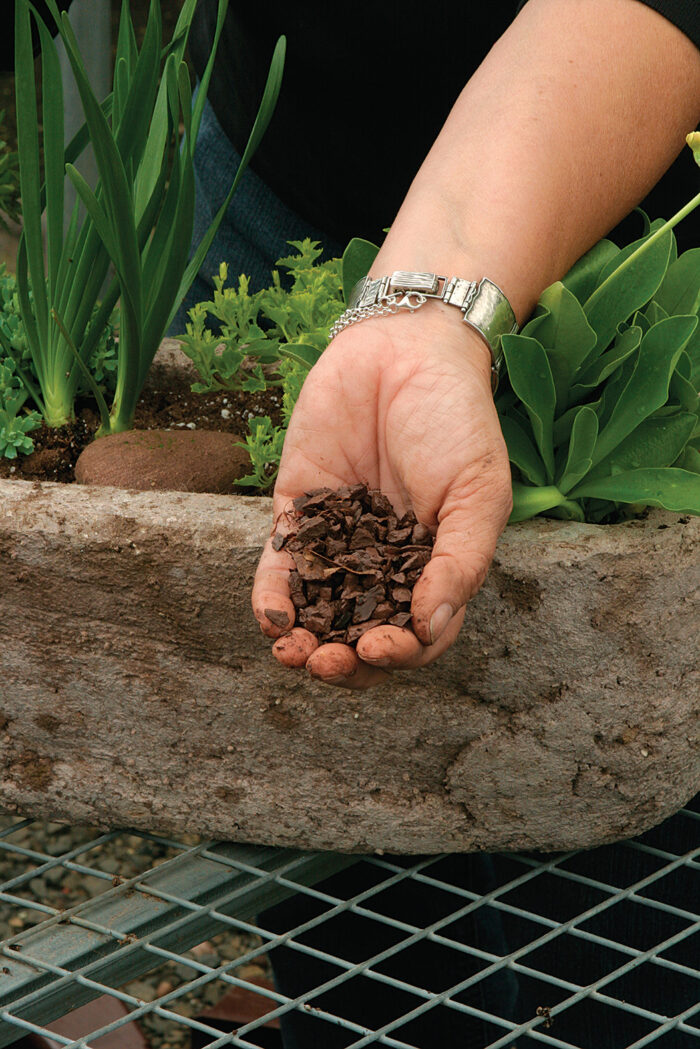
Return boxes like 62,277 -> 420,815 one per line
251,536 -> 297,638
272,628 -> 319,667
410,473 -> 512,647
305,643 -> 391,689
356,612 -> 465,669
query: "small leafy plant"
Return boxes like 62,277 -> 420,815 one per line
178,239 -> 344,487
7,0 -> 284,435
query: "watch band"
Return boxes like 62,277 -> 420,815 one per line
331,270 -> 518,392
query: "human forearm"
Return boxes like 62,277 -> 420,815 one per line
374,0 -> 700,323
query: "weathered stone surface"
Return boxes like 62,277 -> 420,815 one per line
0,478 -> 697,854
74,429 -> 251,494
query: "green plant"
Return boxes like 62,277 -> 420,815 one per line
7,0 -> 284,434
178,239 -> 344,487
0,263 -> 117,458
498,138 -> 700,522
0,111 -> 21,231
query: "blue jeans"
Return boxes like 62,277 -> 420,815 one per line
168,96 -> 343,338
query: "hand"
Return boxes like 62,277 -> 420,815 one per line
251,303 -> 513,688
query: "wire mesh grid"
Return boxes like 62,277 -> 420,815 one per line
0,794 -> 697,1049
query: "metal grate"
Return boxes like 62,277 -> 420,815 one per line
0,795 -> 697,1049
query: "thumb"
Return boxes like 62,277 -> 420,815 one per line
410,482 -> 511,647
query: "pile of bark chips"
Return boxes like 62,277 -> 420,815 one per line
270,484 -> 434,644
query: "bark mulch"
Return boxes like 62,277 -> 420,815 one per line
271,484 -> 434,645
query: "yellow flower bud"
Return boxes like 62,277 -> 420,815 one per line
686,131 -> 700,167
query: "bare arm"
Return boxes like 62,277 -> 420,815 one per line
375,0 -> 700,321
253,0 -> 700,688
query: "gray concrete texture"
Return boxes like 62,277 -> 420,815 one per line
0,477 -> 697,853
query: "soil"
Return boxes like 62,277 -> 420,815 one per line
271,484 -> 435,646
0,368 -> 283,489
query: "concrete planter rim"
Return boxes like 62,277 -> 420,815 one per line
0,364 -> 697,854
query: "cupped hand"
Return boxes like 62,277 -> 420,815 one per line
251,302 -> 513,688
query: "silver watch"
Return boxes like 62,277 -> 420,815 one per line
330,270 -> 518,391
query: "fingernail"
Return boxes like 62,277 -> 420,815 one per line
429,603 -> 453,644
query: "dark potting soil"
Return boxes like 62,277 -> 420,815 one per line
271,484 -> 434,646
0,371 -> 284,486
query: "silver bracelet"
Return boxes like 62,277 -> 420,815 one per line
329,271 -> 518,392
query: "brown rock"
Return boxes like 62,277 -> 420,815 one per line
74,430 -> 251,494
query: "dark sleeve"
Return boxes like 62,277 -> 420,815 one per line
516,0 -> 700,50
1,1 -> 75,72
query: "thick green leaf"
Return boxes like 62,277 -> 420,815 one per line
587,412 -> 696,480
570,467 -> 700,514
561,239 -> 619,304
643,300 -> 669,326
656,248 -> 700,317
668,352 -> 699,412
675,446 -> 700,473
509,483 -> 569,523
501,334 -> 556,481
278,342 -> 322,371
592,316 -> 697,466
583,228 -> 673,355
499,414 -> 548,486
341,238 -> 380,304
557,406 -> 598,493
569,325 -> 642,401
521,283 -> 596,411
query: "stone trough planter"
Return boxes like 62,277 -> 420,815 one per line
0,467 -> 697,853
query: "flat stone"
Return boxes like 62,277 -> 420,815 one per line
0,476 -> 697,854
74,429 -> 251,494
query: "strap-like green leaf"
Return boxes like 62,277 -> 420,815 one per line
341,238 -> 380,304
591,315 -> 697,466
557,406 -> 598,494
191,0 -> 229,147
498,414 -> 548,486
170,36 -> 286,330
501,334 -> 556,482
655,248 -> 700,317
570,467 -> 700,514
35,15 -> 65,304
15,0 -> 49,349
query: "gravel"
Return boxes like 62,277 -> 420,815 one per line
0,817 -> 270,1049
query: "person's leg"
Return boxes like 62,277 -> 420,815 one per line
169,96 -> 343,336
262,855 -> 519,1049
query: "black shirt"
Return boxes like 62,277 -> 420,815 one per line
188,0 -> 700,249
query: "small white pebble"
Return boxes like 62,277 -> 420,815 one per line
10,466 -> 16,473
353,712 -> 359,719
186,422 -> 196,430
641,748 -> 649,757
221,408 -> 231,419
222,398 -> 228,405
